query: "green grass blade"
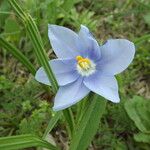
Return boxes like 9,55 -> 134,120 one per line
42,112 -> 62,139
70,94 -> 106,150
24,14 -> 75,138
24,14 -> 58,93
0,134 -> 59,150
134,132 -> 150,144
0,36 -> 36,75
9,0 -> 75,139
9,0 -> 26,20
62,0 -> 75,12
9,0 -> 58,93
134,34 -> 150,45
63,108 -> 75,138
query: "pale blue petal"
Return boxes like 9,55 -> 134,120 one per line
50,58 -> 76,74
78,25 -> 93,38
48,24 -> 80,58
97,39 -> 135,75
83,71 -> 120,103
53,78 -> 90,111
35,59 -> 79,86
35,67 -> 51,86
78,25 -> 101,61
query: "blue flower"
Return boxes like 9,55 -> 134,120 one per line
35,25 -> 135,111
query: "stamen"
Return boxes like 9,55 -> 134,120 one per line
76,55 -> 83,61
76,55 -> 96,76
76,56 -> 91,70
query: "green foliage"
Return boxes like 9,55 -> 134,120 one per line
42,112 -> 62,139
0,134 -> 58,150
9,0 -> 58,93
125,96 -> 150,133
4,17 -> 21,41
70,95 -> 106,150
0,0 -> 150,149
0,76 -> 52,137
69,9 -> 98,30
18,101 -> 51,136
0,37 -> 36,75
0,75 -> 13,90
94,129 -> 128,150
134,132 -> 150,144
125,96 -> 150,146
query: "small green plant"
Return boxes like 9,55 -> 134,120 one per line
125,96 -> 150,146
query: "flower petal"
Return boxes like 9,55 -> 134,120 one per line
48,24 -> 80,58
35,59 -> 79,86
78,25 -> 93,38
35,67 -> 51,86
98,39 -> 135,75
78,25 -> 101,61
83,71 -> 120,103
53,78 -> 90,111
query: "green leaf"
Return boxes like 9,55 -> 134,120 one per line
62,0 -> 75,12
134,132 -> 150,144
124,96 -> 150,133
0,134 -> 59,150
9,0 -> 58,93
0,36 -> 36,75
4,17 -> 20,34
9,0 -> 75,139
70,94 -> 106,150
134,34 -> 150,45
42,112 -> 62,139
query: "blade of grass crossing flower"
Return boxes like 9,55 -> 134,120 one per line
25,17 -> 75,137
25,14 -> 58,93
0,134 -> 59,150
70,94 -> 106,150
42,112 -> 62,139
9,0 -> 58,93
9,0 -> 75,139
0,36 -> 36,75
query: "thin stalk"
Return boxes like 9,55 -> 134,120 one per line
24,14 -> 58,93
9,0 -> 75,139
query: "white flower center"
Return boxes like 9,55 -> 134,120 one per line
76,56 -> 96,76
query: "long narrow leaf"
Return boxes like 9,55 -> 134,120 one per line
9,0 -> 58,93
0,134 -> 59,150
42,112 -> 62,139
134,34 -> 150,45
0,36 -> 36,75
9,0 -> 75,139
70,94 -> 106,150
25,14 -> 58,93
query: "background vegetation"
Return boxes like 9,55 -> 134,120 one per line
0,0 -> 150,149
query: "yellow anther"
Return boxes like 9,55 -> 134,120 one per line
76,55 -> 91,70
84,58 -> 90,64
76,55 -> 83,61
